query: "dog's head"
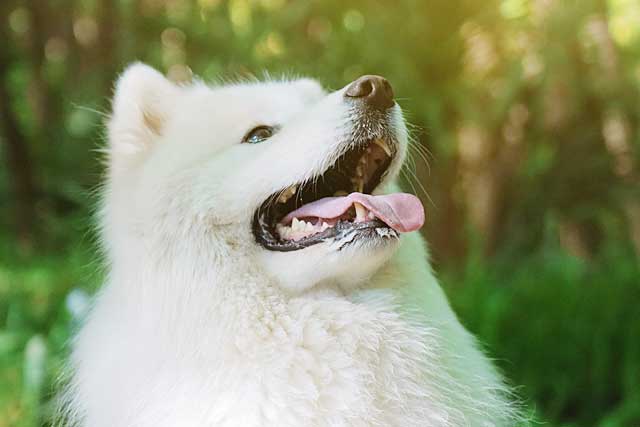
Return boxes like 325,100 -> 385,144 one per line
105,64 -> 424,291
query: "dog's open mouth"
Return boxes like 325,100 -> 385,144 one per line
253,138 -> 424,251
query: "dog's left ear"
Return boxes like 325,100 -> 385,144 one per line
107,63 -> 180,169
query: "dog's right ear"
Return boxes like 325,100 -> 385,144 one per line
107,63 -> 180,169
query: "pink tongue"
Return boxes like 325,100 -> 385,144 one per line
281,192 -> 425,233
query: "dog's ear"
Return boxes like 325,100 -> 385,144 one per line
107,63 -> 180,167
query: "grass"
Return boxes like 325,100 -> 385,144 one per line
1,239 -> 638,426
0,243 -> 98,427
445,246 -> 640,427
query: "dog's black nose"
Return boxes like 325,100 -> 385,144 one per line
345,75 -> 395,110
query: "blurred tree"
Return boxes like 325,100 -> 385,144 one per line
0,0 -> 36,250
1,0 -> 638,262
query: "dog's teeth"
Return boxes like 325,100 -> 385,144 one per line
368,211 -> 375,220
354,202 -> 367,222
373,138 -> 392,156
276,223 -> 291,239
280,217 -> 332,240
297,219 -> 312,232
351,177 -> 364,193
277,185 -> 297,204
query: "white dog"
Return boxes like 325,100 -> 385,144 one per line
59,64 -> 523,427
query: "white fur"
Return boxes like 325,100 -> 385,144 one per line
59,64 -> 524,427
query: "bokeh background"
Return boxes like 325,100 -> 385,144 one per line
1,0 -> 640,426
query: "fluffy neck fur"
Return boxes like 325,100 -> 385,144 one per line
61,208 -> 523,426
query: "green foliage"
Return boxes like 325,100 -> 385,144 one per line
0,242 -> 99,427
448,244 -> 640,427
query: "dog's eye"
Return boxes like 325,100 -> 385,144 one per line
243,126 -> 274,144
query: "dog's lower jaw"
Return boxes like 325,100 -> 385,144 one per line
258,239 -> 399,293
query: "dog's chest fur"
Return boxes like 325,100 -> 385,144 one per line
76,286 -> 442,427
226,289 -> 437,427
70,247 -> 515,427
63,221 -> 520,427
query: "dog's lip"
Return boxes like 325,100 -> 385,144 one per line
255,216 -> 397,252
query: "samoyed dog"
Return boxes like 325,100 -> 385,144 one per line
60,64 -> 523,427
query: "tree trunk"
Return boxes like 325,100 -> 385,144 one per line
25,0 -> 54,129
97,0 -> 118,95
590,2 -> 640,258
0,53 -> 36,250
